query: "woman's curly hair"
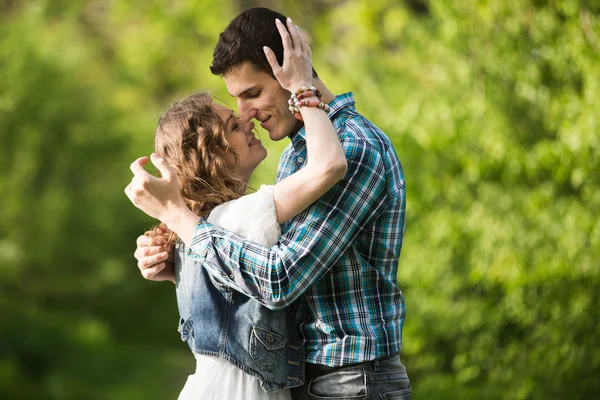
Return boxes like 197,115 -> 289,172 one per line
148,91 -> 246,246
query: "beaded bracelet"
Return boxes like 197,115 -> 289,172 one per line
288,86 -> 330,121
295,86 -> 322,98
287,90 -> 319,109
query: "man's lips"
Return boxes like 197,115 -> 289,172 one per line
260,115 -> 272,129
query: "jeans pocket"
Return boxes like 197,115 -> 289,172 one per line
381,387 -> 411,400
367,356 -> 411,400
308,369 -> 368,399
249,326 -> 286,371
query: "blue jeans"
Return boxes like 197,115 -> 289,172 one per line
290,354 -> 411,400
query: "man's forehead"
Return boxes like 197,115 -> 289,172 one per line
223,63 -> 272,96
225,82 -> 261,97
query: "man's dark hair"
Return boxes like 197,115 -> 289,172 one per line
210,7 -> 317,78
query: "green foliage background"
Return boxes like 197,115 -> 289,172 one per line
1,0 -> 598,398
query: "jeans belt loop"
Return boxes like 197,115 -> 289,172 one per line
306,353 -> 398,377
373,358 -> 380,371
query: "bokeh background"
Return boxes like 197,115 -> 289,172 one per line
1,0 -> 599,398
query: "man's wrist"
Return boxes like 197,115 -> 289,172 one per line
162,204 -> 199,246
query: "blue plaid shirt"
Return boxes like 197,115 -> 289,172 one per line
190,93 -> 406,367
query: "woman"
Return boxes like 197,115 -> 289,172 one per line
126,19 -> 346,399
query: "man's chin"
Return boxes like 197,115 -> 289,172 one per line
268,130 -> 287,141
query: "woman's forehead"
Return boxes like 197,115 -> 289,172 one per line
211,102 -> 230,113
211,103 -> 235,119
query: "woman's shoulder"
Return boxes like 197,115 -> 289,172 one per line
206,185 -> 278,241
208,185 -> 274,221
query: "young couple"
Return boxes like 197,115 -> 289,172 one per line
125,7 -> 410,400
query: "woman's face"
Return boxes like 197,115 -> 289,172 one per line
213,103 -> 267,182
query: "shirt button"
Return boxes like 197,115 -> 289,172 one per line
297,157 -> 304,163
229,274 -> 234,279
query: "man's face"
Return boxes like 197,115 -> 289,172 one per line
223,62 -> 301,142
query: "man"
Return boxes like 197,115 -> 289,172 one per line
135,7 -> 410,399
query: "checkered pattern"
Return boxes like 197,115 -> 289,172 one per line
190,93 -> 406,367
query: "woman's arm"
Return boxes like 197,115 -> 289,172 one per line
266,18 -> 347,224
272,103 -> 347,224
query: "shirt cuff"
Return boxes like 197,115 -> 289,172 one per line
188,218 -> 213,258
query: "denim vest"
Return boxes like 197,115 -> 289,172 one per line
174,241 -> 307,392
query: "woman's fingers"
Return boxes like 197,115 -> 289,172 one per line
285,17 -> 302,53
267,16 -> 313,91
304,41 -> 312,59
263,46 -> 281,73
296,25 -> 311,57
275,18 -> 293,52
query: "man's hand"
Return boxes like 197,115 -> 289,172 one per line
126,152 -> 200,247
124,153 -> 186,222
135,230 -> 175,283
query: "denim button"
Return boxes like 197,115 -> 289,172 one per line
297,157 -> 304,163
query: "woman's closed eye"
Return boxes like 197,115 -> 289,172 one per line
227,112 -> 241,131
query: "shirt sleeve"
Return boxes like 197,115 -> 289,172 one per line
188,139 -> 389,310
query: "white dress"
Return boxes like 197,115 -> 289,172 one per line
177,185 -> 291,400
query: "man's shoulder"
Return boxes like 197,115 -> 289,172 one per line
334,111 -> 404,189
335,112 -> 393,159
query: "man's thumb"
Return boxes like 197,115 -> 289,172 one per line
150,153 -> 174,181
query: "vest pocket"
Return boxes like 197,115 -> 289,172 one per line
208,269 -> 232,293
249,326 -> 286,371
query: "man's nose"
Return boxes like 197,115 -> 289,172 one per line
237,99 -> 257,122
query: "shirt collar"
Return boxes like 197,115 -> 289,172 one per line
289,92 -> 356,151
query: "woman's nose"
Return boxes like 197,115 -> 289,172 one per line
244,120 -> 255,132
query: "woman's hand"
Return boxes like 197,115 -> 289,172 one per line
263,17 -> 313,93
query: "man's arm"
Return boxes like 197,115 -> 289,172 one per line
188,138 -> 389,310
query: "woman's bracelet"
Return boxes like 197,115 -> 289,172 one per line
288,86 -> 330,121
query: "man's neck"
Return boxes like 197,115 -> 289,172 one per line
287,78 -> 336,141
313,77 -> 336,104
